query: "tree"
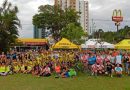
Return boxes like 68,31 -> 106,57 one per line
33,5 -> 80,41
92,25 -> 130,44
0,0 -> 21,52
93,29 -> 104,39
60,23 -> 86,44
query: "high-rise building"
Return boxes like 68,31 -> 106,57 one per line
33,26 -> 51,38
54,0 -> 89,33
55,0 -> 76,10
78,0 -> 89,32
33,26 -> 42,38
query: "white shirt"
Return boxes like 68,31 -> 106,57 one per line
116,55 -> 122,64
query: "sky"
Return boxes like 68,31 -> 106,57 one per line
0,0 -> 130,38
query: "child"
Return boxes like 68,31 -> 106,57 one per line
61,66 -> 69,78
55,63 -> 61,78
105,61 -> 113,77
68,68 -> 77,77
115,63 -> 123,77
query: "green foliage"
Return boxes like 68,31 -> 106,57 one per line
33,5 -> 80,41
0,0 -> 20,52
61,23 -> 86,44
91,26 -> 130,44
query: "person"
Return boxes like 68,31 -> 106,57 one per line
110,53 -> 116,65
5,63 -> 10,75
104,53 -> 111,63
20,63 -> 26,73
40,65 -> 51,77
0,63 -> 8,76
12,52 -> 17,61
27,63 -> 32,74
81,53 -> 88,72
0,52 -> 6,63
115,63 -> 123,77
96,63 -> 104,75
105,61 -> 113,77
32,63 -> 41,76
13,63 -> 20,73
96,53 -> 103,65
123,54 -> 130,75
24,63 -> 29,74
6,52 -> 11,60
68,68 -> 77,77
116,53 -> 122,65
88,53 -> 96,74
61,67 -> 68,78
55,63 -> 61,78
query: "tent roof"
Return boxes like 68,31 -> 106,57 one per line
85,39 -> 114,45
115,39 -> 130,49
17,38 -> 47,43
52,38 -> 79,49
17,38 -> 47,45
116,39 -> 130,46
82,39 -> 114,48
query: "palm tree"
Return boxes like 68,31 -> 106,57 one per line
0,0 -> 21,52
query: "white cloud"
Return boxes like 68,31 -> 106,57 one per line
0,0 -> 130,37
0,0 -> 54,38
89,0 -> 130,32
17,0 -> 54,38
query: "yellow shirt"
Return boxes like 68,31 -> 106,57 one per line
14,65 -> 20,71
0,66 -> 5,72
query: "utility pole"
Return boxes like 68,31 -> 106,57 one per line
92,19 -> 96,38
89,26 -> 91,35
115,22 -> 120,31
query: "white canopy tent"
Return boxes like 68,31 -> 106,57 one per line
81,39 -> 114,49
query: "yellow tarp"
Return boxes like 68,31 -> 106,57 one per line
115,39 -> 130,49
52,38 -> 80,49
17,38 -> 47,43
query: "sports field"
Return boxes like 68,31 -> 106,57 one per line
0,73 -> 130,90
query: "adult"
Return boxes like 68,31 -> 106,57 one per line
41,65 -> 51,77
116,53 -> 122,65
88,53 -> 96,74
123,54 -> 130,74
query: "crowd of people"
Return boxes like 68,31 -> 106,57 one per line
81,50 -> 130,77
0,50 -> 77,78
0,49 -> 130,78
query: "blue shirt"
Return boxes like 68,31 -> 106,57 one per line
6,54 -> 11,59
88,56 -> 96,65
12,54 -> 17,59
115,67 -> 122,72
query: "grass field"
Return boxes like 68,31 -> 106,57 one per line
0,73 -> 130,90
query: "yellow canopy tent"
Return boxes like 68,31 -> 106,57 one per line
52,38 -> 80,49
115,39 -> 130,49
17,38 -> 47,45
